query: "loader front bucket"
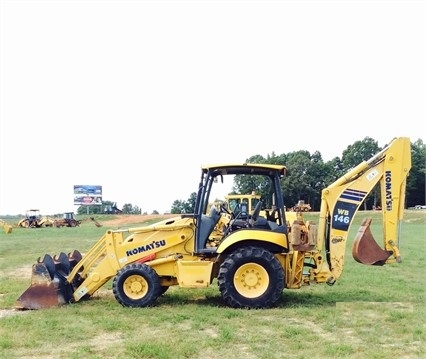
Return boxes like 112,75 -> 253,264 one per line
15,280 -> 65,309
15,250 -> 82,310
352,218 -> 392,265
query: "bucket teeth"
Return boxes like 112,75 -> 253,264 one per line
54,252 -> 71,275
38,254 -> 55,280
30,262 -> 55,284
68,250 -> 82,269
15,249 -> 83,310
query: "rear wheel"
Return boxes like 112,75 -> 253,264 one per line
218,246 -> 284,308
113,263 -> 160,307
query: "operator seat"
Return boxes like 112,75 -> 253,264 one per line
250,201 -> 282,231
197,206 -> 221,252
249,200 -> 262,226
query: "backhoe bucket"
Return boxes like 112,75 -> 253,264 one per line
352,218 -> 391,265
15,250 -> 82,310
90,217 -> 102,227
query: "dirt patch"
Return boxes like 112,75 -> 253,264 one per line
100,214 -> 177,226
0,309 -> 27,318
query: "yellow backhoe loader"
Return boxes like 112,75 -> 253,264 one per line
15,137 -> 411,310
18,210 -> 55,228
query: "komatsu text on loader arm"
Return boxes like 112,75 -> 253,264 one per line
15,137 -> 411,310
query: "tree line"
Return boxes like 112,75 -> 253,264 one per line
170,137 -> 425,213
77,137 -> 424,215
76,201 -> 142,215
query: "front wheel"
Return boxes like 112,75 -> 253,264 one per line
19,220 -> 29,228
113,263 -> 161,307
218,246 -> 285,309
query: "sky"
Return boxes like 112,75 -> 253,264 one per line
0,0 -> 425,216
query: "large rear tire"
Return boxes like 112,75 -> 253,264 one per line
113,263 -> 161,307
69,220 -> 77,227
218,246 -> 284,309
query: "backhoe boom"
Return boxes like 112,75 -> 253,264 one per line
316,137 -> 411,282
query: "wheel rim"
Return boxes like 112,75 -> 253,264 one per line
123,274 -> 149,300
233,262 -> 269,298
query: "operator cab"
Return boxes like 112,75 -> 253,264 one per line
194,164 -> 289,254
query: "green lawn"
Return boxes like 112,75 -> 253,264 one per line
0,211 -> 425,359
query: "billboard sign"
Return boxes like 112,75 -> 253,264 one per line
74,185 -> 102,205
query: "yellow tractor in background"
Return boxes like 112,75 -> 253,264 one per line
15,137 -> 412,310
291,200 -> 311,212
17,210 -> 55,228
224,192 -> 261,213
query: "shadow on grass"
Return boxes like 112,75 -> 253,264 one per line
150,285 -> 392,309
67,281 -> 396,311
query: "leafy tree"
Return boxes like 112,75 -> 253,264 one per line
171,193 -> 196,214
340,137 -> 381,209
76,204 -> 102,215
304,151 -> 333,210
122,203 -> 141,215
341,136 -> 380,168
185,192 -> 197,213
284,150 -> 315,208
235,153 -> 285,208
77,201 -> 142,215
406,139 -> 426,207
171,200 -> 185,214
328,156 -> 346,180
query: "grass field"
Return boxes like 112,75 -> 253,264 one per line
0,211 -> 425,359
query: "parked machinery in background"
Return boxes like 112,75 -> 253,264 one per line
54,212 -> 81,228
18,210 -> 55,228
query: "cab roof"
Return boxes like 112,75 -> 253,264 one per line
201,163 -> 286,177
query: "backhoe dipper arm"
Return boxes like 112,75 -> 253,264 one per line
315,137 -> 411,283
